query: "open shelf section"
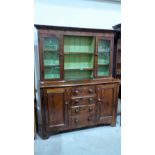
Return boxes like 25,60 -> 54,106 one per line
64,35 -> 95,80
64,70 -> 93,80
64,35 -> 95,53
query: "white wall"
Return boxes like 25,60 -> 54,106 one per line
34,0 -> 121,30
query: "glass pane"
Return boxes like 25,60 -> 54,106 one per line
97,39 -> 110,76
44,67 -> 60,79
43,36 -> 60,79
97,66 -> 109,76
43,37 -> 59,51
98,40 -> 110,65
64,35 -> 94,80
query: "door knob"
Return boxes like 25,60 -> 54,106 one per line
75,108 -> 79,113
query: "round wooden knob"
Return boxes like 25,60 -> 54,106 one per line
75,119 -> 79,123
89,98 -> 93,102
88,117 -> 92,121
75,90 -> 79,94
75,99 -> 79,104
88,89 -> 93,93
75,108 -> 79,113
98,98 -> 101,102
89,107 -> 93,112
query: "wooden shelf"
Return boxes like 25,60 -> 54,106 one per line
64,52 -> 93,54
64,68 -> 93,71
43,49 -> 59,52
98,51 -> 110,53
44,65 -> 59,67
98,64 -> 109,66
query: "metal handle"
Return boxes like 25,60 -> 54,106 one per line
65,101 -> 68,105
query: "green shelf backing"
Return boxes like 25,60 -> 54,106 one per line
64,36 -> 94,53
44,67 -> 60,79
64,35 -> 94,80
97,65 -> 109,76
65,70 -> 93,80
64,54 -> 93,69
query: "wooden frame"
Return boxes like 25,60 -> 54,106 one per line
35,25 -> 120,139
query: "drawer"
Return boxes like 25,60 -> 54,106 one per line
70,114 -> 96,128
70,104 -> 95,116
71,95 -> 96,106
71,86 -> 95,97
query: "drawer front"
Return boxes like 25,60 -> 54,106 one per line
70,114 -> 96,128
71,95 -> 96,106
71,104 -> 95,116
71,86 -> 95,97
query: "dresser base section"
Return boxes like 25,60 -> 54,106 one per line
37,117 -> 116,139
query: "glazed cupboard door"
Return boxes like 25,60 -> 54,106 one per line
44,88 -> 68,132
39,33 -> 63,80
97,84 -> 117,125
96,37 -> 113,77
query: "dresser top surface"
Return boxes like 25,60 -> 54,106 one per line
40,78 -> 120,88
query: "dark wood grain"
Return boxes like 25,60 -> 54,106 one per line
35,25 -> 120,139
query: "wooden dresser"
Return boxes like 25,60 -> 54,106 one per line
34,25 -> 120,139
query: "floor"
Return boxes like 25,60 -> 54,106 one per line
34,115 -> 121,155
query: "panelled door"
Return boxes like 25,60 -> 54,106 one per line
96,84 -> 117,125
44,88 -> 68,131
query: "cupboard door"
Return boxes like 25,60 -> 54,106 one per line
44,88 -> 68,131
96,37 -> 113,77
97,84 -> 117,124
39,33 -> 63,80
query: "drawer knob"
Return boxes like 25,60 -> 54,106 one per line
89,98 -> 93,102
88,116 -> 92,121
89,107 -> 93,112
75,119 -> 79,123
88,89 -> 93,93
75,99 -> 79,104
74,90 -> 79,94
75,108 -> 79,113
98,98 -> 101,102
